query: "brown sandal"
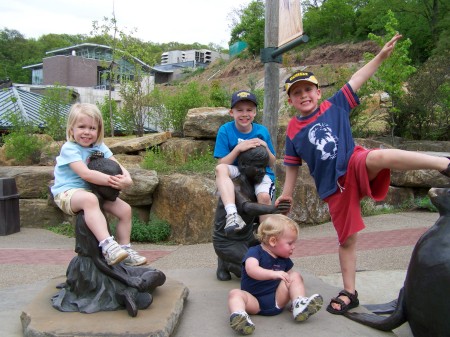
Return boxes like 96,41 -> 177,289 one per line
326,289 -> 359,315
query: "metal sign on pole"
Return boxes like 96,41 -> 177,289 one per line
261,0 -> 309,151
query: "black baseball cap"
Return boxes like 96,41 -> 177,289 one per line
285,71 -> 319,95
231,90 -> 258,108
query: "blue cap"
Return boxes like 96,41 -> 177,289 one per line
231,90 -> 258,108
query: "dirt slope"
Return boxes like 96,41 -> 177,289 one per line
187,40 -> 381,90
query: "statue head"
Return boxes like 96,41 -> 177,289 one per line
237,146 -> 268,185
87,151 -> 122,201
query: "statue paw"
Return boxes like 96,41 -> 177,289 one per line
116,289 -> 138,317
127,276 -> 146,291
217,268 -> 232,281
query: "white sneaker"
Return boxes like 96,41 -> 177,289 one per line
230,311 -> 255,335
293,294 -> 323,322
123,247 -> 147,266
102,239 -> 129,265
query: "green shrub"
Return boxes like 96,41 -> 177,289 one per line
412,196 -> 438,212
48,215 -> 171,243
2,132 -> 44,164
130,215 -> 171,243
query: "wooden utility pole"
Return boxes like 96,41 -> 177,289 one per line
262,0 -> 280,151
261,1 -> 309,151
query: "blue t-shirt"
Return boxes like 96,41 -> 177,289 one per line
241,245 -> 294,298
51,141 -> 113,197
214,121 -> 276,182
283,83 -> 360,199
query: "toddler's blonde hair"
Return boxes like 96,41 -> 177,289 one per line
66,103 -> 104,145
256,214 -> 299,245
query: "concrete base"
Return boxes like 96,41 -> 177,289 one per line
21,276 -> 189,337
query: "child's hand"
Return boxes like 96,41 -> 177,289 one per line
235,138 -> 266,153
274,200 -> 291,214
272,270 -> 290,283
380,33 -> 402,60
109,174 -> 132,190
275,196 -> 293,215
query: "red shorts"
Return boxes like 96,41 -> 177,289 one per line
324,146 -> 390,244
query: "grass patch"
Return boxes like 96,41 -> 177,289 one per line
142,146 -> 216,176
47,221 -> 75,237
361,195 -> 438,217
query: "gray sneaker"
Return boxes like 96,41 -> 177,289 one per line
123,247 -> 147,266
230,312 -> 255,335
224,212 -> 246,235
102,239 -> 129,266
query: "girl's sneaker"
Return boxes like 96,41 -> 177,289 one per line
123,247 -> 147,266
102,239 -> 129,265
230,311 -> 255,335
293,294 -> 323,322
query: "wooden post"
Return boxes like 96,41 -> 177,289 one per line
262,0 -> 280,152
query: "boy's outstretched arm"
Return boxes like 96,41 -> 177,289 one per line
348,33 -> 402,92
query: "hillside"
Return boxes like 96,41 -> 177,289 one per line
184,40 -> 381,91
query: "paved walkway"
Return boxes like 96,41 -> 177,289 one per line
0,211 -> 437,337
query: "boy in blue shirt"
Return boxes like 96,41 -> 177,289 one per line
276,33 -> 450,315
214,90 -> 276,235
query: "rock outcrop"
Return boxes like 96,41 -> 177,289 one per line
1,107 -> 449,243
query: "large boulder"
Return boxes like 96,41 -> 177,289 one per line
0,166 -> 54,199
275,161 -> 330,225
120,168 -> 159,206
108,132 -> 171,154
151,173 -> 216,244
183,107 -> 231,139
159,138 -> 215,164
19,199 -> 71,227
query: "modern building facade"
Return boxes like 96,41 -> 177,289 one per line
23,43 -> 152,89
160,49 -> 229,65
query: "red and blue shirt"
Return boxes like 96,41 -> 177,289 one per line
284,83 -> 360,199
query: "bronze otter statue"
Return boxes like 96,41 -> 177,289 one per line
344,187 -> 450,337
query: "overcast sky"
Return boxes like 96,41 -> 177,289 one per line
0,0 -> 251,48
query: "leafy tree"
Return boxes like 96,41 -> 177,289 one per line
91,14 -> 123,136
362,11 -> 416,143
96,95 -> 118,136
162,82 -> 210,133
0,29 -> 38,83
303,0 -> 358,42
147,87 -> 167,132
119,76 -> 152,136
355,0 -> 450,63
38,83 -> 74,141
229,0 -> 265,56
397,52 -> 449,140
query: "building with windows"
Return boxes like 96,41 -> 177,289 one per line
23,43 -> 152,89
160,49 -> 228,65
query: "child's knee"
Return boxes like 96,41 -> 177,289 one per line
257,192 -> 271,205
215,163 -> 229,177
290,271 -> 304,284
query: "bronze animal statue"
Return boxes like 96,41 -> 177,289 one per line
212,146 -> 290,281
52,152 -> 166,317
344,187 -> 450,337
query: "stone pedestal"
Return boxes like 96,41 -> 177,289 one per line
21,276 -> 189,337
